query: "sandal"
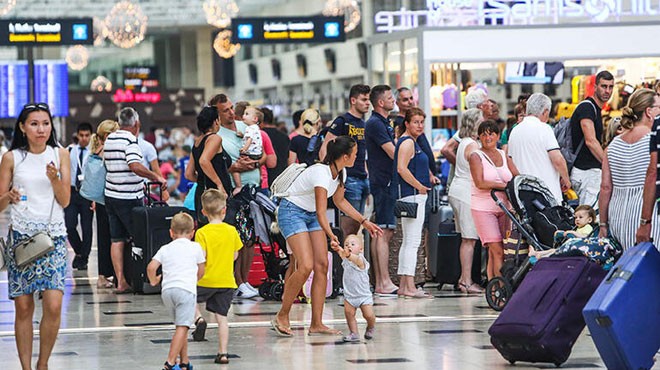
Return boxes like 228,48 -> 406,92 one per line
179,362 -> 193,370
192,317 -> 207,342
162,361 -> 179,370
270,317 -> 293,337
214,353 -> 229,364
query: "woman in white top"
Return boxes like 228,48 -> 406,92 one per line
272,136 -> 382,337
447,108 -> 484,294
0,103 -> 71,370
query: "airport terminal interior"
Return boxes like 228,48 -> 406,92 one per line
1,0 -> 660,369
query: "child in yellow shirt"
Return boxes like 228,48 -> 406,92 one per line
191,189 -> 243,365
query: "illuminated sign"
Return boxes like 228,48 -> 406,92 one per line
113,89 -> 162,103
374,0 -> 659,32
231,16 -> 345,44
0,61 -> 29,119
123,66 -> 159,91
0,18 -> 93,46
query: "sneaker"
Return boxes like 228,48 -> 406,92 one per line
237,283 -> 257,299
343,332 -> 360,342
364,327 -> 375,340
245,282 -> 258,294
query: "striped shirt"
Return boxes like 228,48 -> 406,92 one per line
104,129 -> 144,200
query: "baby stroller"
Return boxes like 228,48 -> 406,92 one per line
250,192 -> 290,301
486,175 -> 574,311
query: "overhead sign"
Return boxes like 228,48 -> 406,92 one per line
0,18 -> 93,46
0,61 -> 29,118
123,66 -> 160,91
34,60 -> 69,117
374,0 -> 659,32
231,16 -> 345,44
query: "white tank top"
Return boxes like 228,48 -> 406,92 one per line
448,137 -> 478,201
10,147 -> 66,237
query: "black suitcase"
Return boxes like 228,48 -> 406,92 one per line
129,185 -> 193,294
435,210 -> 483,289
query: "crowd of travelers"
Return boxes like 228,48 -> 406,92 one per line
3,72 -> 660,369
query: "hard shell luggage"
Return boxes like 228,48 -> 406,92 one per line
130,184 -> 192,294
582,242 -> 660,370
428,202 -> 453,278
488,257 -> 607,366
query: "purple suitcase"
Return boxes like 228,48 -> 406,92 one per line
488,257 -> 607,366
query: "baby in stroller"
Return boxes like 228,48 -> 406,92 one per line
553,205 -> 596,244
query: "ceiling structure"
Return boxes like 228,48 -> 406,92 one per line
1,0 -> 286,30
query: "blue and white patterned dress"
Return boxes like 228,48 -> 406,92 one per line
6,147 -> 67,298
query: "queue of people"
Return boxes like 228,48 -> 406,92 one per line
4,74 -> 660,369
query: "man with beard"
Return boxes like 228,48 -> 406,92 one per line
569,71 -> 614,207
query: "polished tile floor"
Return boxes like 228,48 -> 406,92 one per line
0,225 -> 657,369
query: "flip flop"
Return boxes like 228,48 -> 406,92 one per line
271,318 -> 293,337
375,289 -> 399,297
114,287 -> 134,295
402,291 -> 433,299
307,328 -> 342,336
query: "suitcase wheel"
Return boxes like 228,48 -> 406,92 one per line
485,277 -> 513,311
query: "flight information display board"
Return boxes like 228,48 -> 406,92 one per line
231,16 -> 345,44
0,61 -> 29,118
34,60 -> 69,117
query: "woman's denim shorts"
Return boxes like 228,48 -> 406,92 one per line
277,199 -> 322,239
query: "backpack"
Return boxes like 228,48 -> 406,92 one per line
225,185 -> 257,246
553,99 -> 597,171
270,163 -> 309,198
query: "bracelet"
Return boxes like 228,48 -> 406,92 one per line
599,222 -> 608,227
360,218 -> 367,225
640,218 -> 651,226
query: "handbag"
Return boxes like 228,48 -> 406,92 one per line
394,137 -> 419,219
79,153 -> 106,205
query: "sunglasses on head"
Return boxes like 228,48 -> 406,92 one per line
23,103 -> 50,111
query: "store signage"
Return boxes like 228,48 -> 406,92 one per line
113,89 -> 161,104
0,18 -> 93,46
375,0 -> 658,32
123,66 -> 159,91
231,16 -> 345,44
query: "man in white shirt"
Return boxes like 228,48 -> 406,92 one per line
65,122 -> 94,270
508,93 -> 571,203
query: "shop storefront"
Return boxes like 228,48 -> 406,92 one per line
367,18 -> 660,152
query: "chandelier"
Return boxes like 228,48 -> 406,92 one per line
0,0 -> 15,16
105,1 -> 148,49
203,0 -> 239,29
90,76 -> 113,92
213,30 -> 240,59
322,0 -> 361,33
65,45 -> 89,71
93,16 -> 108,46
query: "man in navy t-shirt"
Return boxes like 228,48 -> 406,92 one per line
365,85 -> 399,295
321,84 -> 371,237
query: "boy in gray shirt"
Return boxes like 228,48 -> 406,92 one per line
331,234 -> 376,342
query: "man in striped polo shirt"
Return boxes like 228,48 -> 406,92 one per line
104,107 -> 166,294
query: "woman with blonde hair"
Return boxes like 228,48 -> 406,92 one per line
92,119 -> 120,288
288,108 -> 322,166
601,88 -> 660,249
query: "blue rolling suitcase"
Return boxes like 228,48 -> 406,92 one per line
582,242 -> 660,370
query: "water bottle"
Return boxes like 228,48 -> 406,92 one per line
17,186 -> 27,211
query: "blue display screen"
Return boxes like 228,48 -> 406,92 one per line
0,61 -> 30,119
34,60 -> 69,117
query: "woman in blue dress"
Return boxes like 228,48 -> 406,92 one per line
0,103 -> 71,370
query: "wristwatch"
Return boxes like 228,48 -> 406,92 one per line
640,218 -> 650,226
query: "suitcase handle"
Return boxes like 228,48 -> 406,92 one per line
145,182 -> 167,207
604,266 -> 632,283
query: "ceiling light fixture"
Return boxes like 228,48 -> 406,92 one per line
0,0 -> 16,17
213,30 -> 240,59
203,0 -> 239,29
65,45 -> 89,71
322,0 -> 361,33
104,1 -> 148,49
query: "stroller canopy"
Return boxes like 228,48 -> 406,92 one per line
506,175 -> 560,223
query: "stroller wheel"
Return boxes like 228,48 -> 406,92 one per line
270,282 -> 284,301
259,282 -> 272,300
485,277 -> 513,311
